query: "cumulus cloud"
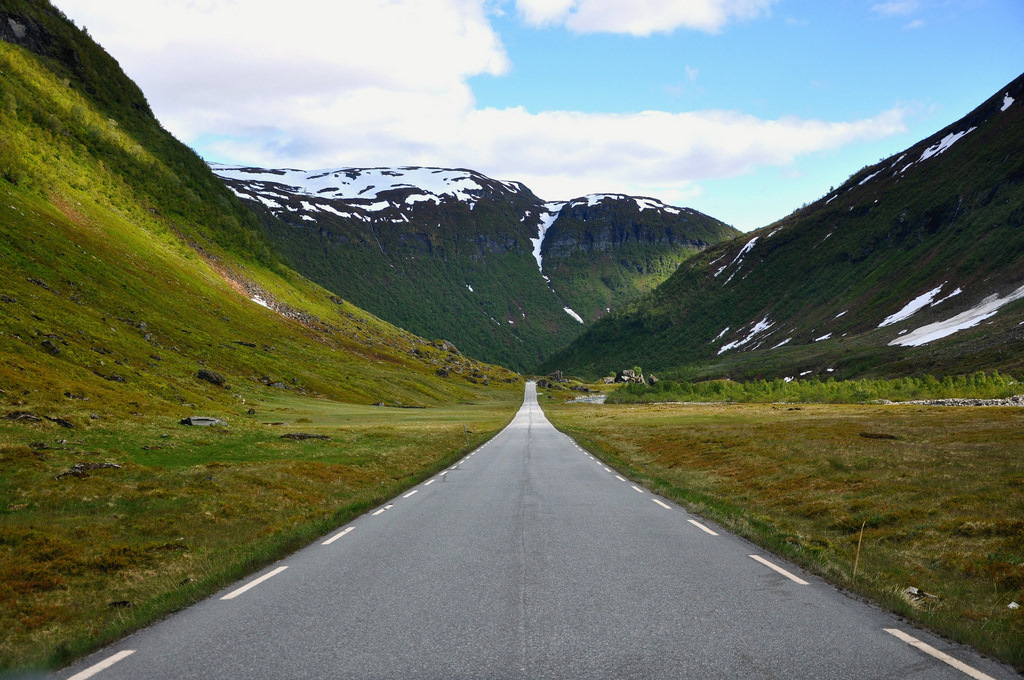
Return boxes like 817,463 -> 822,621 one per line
514,0 -> 777,35
57,0 -> 905,210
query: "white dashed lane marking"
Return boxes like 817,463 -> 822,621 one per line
652,499 -> 671,509
372,504 -> 394,517
688,519 -> 719,536
615,475 -> 626,482
322,526 -> 354,545
403,490 -> 418,498
67,650 -> 135,680
885,629 -> 996,680
748,555 -> 809,585
631,485 -> 644,494
220,566 -> 289,600
424,479 -> 435,486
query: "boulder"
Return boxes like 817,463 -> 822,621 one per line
5,411 -> 42,422
180,416 -> 227,427
196,369 -> 226,386
56,462 -> 121,479
44,416 -> 74,428
433,339 -> 460,355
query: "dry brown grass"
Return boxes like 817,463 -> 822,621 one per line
544,400 -> 1024,671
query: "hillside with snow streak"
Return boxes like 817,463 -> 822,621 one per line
211,164 -> 735,371
543,70 -> 1024,381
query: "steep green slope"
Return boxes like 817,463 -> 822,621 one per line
0,1 -> 519,417
222,167 -> 581,372
214,167 -> 737,372
540,195 -> 739,321
544,72 -> 1024,381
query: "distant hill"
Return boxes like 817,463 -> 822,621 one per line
0,0 -> 519,418
543,72 -> 1024,381
211,165 -> 738,372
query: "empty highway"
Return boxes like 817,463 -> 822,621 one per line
55,383 -> 1020,680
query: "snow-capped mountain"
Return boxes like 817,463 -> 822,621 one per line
211,164 -> 737,371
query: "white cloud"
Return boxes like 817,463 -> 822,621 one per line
871,1 -> 920,17
514,0 -> 777,35
56,0 -> 906,220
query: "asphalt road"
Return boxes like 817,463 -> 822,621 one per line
54,382 -> 1021,680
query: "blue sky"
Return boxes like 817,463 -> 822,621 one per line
59,0 -> 1023,230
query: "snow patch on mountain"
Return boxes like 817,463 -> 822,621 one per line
715,236 -> 759,280
532,202 -> 564,272
718,316 -> 773,354
1002,94 -> 1015,112
891,284 -> 1024,347
210,164 -> 523,209
564,307 -> 585,324
920,128 -> 976,162
878,284 -> 945,327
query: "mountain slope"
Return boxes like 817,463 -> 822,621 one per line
0,0 -> 519,418
211,165 -> 737,371
544,72 -> 1024,381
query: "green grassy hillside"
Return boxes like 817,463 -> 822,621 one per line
544,72 -> 1024,381
540,196 -> 739,321
0,2 -> 519,417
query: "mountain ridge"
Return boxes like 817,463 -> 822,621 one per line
542,71 -> 1024,381
211,163 -> 739,371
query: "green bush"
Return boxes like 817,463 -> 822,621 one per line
607,371 -> 1021,404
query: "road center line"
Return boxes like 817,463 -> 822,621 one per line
688,519 -> 719,536
748,555 -> 809,585
424,479 -> 435,486
603,467 -> 612,472
631,485 -> 644,493
220,566 -> 288,600
403,490 -> 418,498
322,526 -> 354,545
67,650 -> 135,680
615,475 -> 626,481
652,499 -> 671,509
372,504 -> 394,516
885,629 -> 995,680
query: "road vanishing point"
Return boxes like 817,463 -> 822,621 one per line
55,383 -> 1021,680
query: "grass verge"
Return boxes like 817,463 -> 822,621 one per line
0,387 -> 523,673
542,398 -> 1024,671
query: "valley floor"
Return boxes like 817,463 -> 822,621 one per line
541,398 -> 1024,671
0,388 -> 523,671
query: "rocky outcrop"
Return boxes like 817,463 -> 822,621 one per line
877,395 -> 1024,407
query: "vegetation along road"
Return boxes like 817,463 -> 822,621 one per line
52,383 -> 1020,680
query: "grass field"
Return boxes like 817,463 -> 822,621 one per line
0,386 -> 522,673
542,398 -> 1024,671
